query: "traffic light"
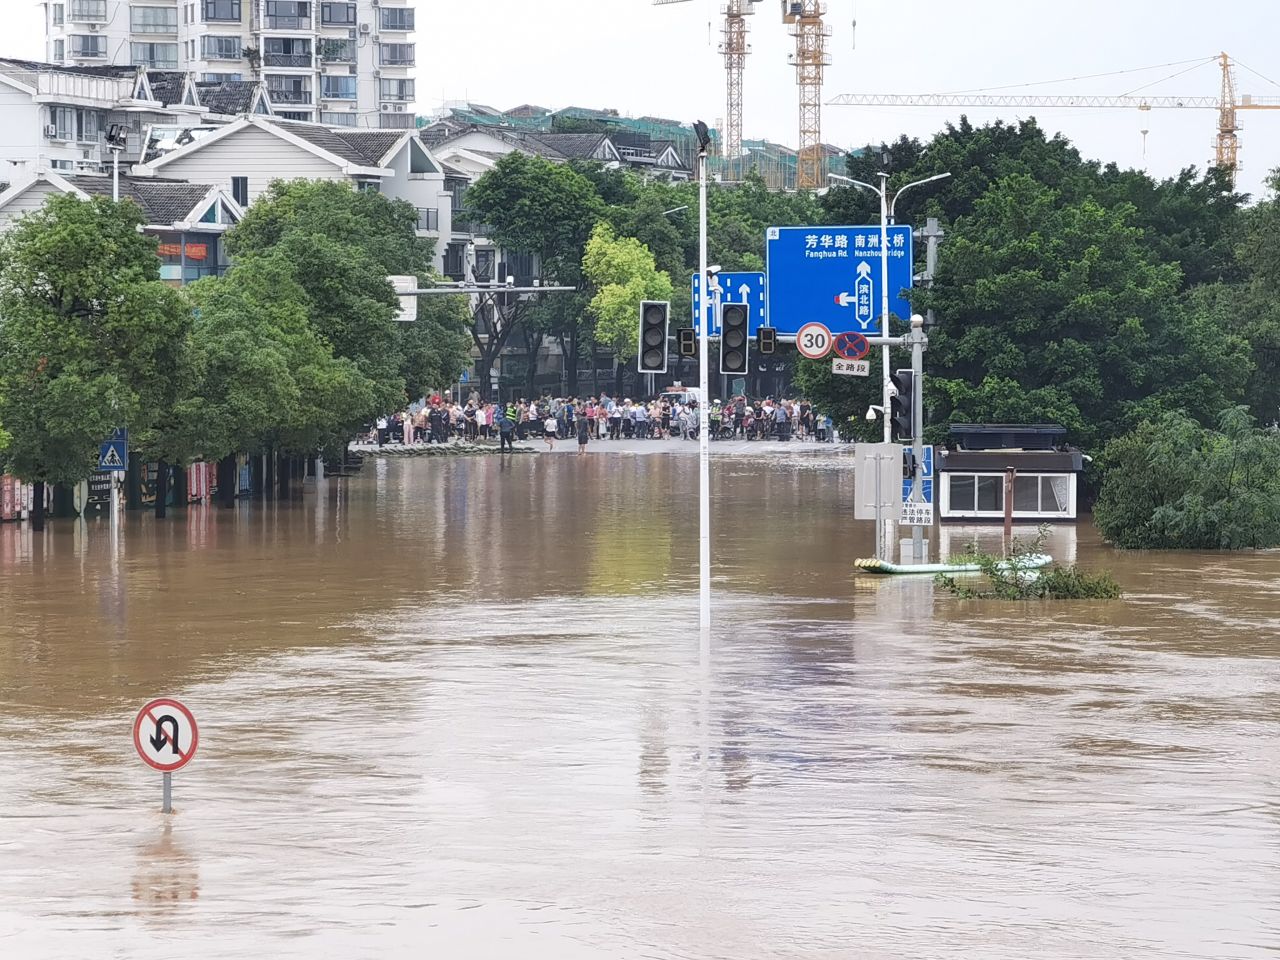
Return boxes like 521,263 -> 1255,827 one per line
890,368 -> 914,442
757,326 -> 777,356
677,327 -> 697,358
719,302 -> 749,375
638,300 -> 669,374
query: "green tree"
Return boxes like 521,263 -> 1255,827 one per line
0,194 -> 189,527
1094,407 -> 1280,549
226,179 -> 468,412
582,222 -> 674,360
466,153 -> 604,394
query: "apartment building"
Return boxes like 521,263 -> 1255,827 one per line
43,0 -> 415,129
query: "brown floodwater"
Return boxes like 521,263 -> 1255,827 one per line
1,450 -> 1277,959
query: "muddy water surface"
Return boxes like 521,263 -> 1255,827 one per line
1,452 -> 1277,959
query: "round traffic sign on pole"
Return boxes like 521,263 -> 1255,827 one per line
833,331 -> 870,361
795,322 -> 833,360
133,698 -> 198,773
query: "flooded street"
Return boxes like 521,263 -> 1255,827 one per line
1,452 -> 1278,959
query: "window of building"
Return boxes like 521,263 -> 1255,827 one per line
319,38 -> 354,62
946,473 -> 1072,515
69,35 -> 106,58
320,75 -> 356,100
68,0 -> 106,21
321,111 -> 356,127
52,4 -> 64,27
378,78 -> 414,101
50,107 -> 76,140
50,159 -> 74,171
131,42 -> 179,69
320,2 -> 355,25
202,72 -> 243,82
378,113 -> 415,130
263,37 -> 312,67
131,6 -> 178,33
231,176 -> 248,206
443,242 -> 466,280
378,43 -> 414,66
76,109 -> 101,142
264,1 -> 310,29
53,39 -> 65,61
380,7 -> 414,30
265,75 -> 311,103
203,0 -> 240,21
275,111 -> 312,121
416,207 -> 439,232
201,35 -> 241,59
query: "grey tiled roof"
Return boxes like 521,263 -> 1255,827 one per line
522,133 -> 608,160
0,57 -> 135,79
146,71 -> 188,106
195,80 -> 260,115
63,175 -> 212,224
275,120 -> 404,166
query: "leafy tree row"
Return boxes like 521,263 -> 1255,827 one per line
0,181 -> 471,526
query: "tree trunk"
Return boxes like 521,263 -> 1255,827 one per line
154,460 -> 169,519
218,455 -> 237,508
590,342 -> 599,397
172,463 -> 188,507
31,481 -> 45,532
567,327 -> 579,397
278,455 -> 290,500
265,450 -> 276,501
522,329 -> 544,400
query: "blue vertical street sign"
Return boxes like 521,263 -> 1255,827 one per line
459,369 -> 470,383
903,445 -> 934,504
99,428 -> 128,472
766,225 -> 914,334
691,271 -> 766,336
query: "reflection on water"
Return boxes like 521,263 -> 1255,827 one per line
0,455 -> 1277,959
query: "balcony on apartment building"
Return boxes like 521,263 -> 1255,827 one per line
378,43 -> 415,68
318,38 -> 355,64
132,7 -> 179,35
263,1 -> 312,30
262,38 -> 313,68
66,0 -> 107,23
319,75 -> 356,101
68,35 -> 108,60
319,2 -> 356,29
266,78 -> 312,104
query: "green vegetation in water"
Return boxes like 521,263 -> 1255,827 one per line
1094,407 -> 1280,550
935,527 -> 1122,600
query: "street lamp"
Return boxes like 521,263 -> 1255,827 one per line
662,205 -> 689,216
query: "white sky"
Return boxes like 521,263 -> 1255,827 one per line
13,0 -> 1280,197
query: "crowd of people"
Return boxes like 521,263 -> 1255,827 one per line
370,391 -> 836,451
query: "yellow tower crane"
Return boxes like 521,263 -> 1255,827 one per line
782,0 -> 832,189
653,0 -> 760,181
829,53 -> 1280,187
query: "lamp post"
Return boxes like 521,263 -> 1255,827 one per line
829,170 -> 949,562
693,121 -> 712,662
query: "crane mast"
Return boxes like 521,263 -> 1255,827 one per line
719,1 -> 755,181
782,1 -> 831,189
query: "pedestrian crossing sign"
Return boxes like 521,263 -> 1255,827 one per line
98,439 -> 127,472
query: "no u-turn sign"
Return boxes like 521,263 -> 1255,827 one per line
133,698 -> 199,773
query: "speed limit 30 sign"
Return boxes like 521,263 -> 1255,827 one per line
795,322 -> 832,360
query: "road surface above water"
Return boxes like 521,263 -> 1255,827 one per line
0,451 -> 1277,959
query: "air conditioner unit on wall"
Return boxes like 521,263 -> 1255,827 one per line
348,28 -> 356,39
44,124 -> 57,138
393,103 -> 405,112
359,23 -> 370,34
88,23 -> 98,31
380,103 -> 391,112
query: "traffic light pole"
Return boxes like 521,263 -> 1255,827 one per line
906,316 -> 927,563
696,141 -> 711,662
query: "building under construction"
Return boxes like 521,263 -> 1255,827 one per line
419,103 -> 849,191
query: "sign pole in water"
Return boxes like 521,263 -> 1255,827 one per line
695,122 -> 712,664
133,698 -> 199,814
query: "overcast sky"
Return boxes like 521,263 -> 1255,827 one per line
14,0 -> 1280,197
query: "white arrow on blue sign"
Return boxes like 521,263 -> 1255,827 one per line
902,445 -> 934,503
766,225 -> 914,335
691,271 -> 766,336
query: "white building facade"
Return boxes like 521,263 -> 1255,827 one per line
43,0 -> 414,128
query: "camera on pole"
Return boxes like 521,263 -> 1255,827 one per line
638,300 -> 670,374
890,368 -> 914,442
756,326 -> 777,356
677,326 -> 698,358
719,302 -> 750,375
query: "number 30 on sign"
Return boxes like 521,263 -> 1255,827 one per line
796,322 -> 832,360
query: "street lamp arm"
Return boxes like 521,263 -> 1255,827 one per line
828,173 -> 881,196
888,172 -> 952,218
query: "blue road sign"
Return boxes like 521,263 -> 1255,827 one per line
766,225 -> 913,335
99,430 -> 127,473
459,369 -> 470,383
692,272 -> 766,336
902,445 -> 934,503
